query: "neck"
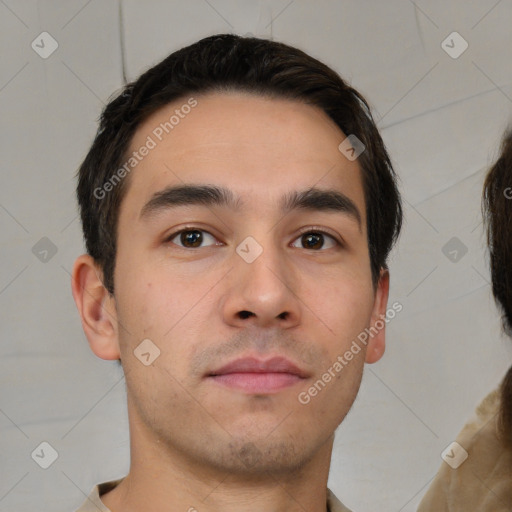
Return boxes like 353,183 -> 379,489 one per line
101,418 -> 334,512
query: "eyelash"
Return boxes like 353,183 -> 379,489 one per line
164,225 -> 343,250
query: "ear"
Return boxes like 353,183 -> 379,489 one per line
365,268 -> 390,364
71,254 -> 120,360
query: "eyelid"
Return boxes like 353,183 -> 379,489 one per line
164,226 -> 223,247
294,225 -> 344,248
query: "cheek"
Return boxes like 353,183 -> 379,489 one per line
118,281 -> 187,341
114,262 -> 214,372
308,271 -> 375,346
115,244 -> 171,330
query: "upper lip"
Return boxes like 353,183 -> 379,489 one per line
208,356 -> 309,378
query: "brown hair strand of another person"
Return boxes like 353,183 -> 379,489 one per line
483,128 -> 512,447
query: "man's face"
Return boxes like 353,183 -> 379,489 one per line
110,91 -> 387,475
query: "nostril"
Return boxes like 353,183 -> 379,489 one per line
238,310 -> 254,319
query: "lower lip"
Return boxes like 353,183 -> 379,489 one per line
209,372 -> 303,393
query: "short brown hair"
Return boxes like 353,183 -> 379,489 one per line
76,33 -> 402,294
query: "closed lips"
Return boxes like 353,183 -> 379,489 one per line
208,356 -> 309,377
207,356 -> 309,393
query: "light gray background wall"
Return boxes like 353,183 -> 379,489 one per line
1,1 -> 512,511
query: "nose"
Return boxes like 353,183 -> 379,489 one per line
221,238 -> 302,330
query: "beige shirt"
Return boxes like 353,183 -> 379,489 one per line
74,478 -> 352,512
418,387 -> 512,511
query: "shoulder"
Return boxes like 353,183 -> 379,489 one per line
327,488 -> 354,512
418,386 -> 512,511
73,478 -> 124,512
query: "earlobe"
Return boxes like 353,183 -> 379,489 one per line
71,254 -> 121,360
365,269 -> 390,364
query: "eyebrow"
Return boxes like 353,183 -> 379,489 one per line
139,184 -> 362,228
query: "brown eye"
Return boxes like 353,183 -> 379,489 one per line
168,229 -> 218,248
291,231 -> 338,250
302,232 -> 323,250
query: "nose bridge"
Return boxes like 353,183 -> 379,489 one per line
237,230 -> 290,298
243,233 -> 291,292
222,229 -> 301,328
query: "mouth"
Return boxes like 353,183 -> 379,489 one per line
206,356 -> 309,394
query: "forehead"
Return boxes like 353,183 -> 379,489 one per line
122,91 -> 366,224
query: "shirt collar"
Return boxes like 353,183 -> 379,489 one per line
75,479 -> 352,512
